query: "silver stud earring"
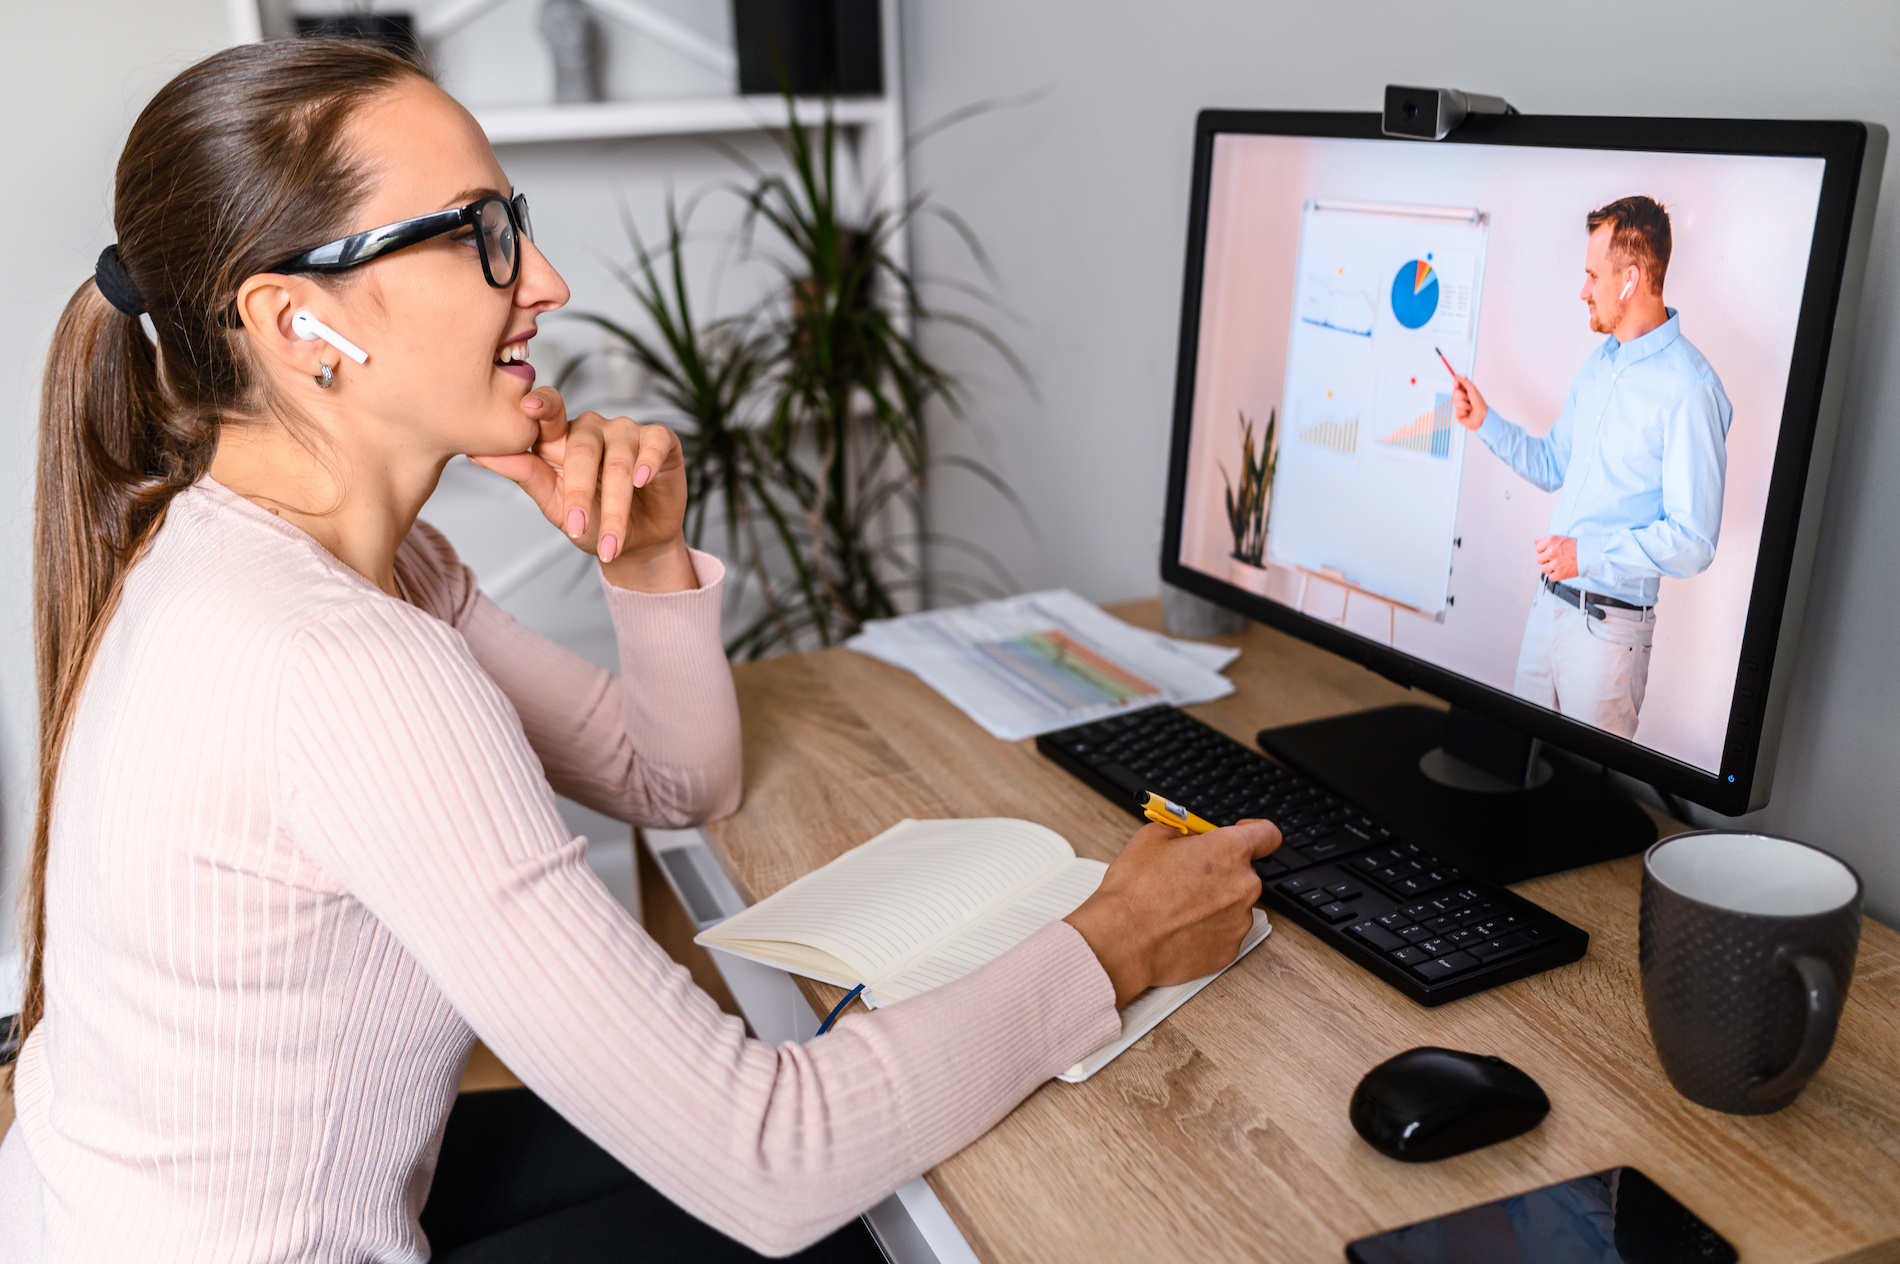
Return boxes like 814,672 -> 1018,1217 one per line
315,363 -> 335,389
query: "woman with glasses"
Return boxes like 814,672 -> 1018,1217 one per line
1,40 -> 1277,1263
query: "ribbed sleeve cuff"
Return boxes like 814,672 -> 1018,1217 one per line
865,920 -> 1120,1173
598,548 -> 728,676
599,548 -> 725,621
596,548 -> 743,821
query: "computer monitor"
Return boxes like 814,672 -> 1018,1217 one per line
1158,109 -> 1883,868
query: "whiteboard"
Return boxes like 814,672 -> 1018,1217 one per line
1265,199 -> 1489,618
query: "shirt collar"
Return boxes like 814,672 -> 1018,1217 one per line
1604,307 -> 1680,367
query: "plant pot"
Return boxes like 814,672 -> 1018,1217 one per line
1228,556 -> 1272,596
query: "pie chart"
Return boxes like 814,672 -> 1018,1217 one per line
1391,258 -> 1439,330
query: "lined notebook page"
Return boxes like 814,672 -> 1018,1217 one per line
869,859 -> 1107,1004
697,819 -> 1074,984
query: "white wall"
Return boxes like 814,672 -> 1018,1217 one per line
898,0 -> 1900,921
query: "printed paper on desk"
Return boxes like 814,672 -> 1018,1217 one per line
847,590 -> 1239,741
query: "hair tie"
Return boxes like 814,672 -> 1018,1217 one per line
94,244 -> 146,317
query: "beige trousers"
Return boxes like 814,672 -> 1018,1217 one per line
1513,587 -> 1655,739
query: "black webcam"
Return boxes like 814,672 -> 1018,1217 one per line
1383,86 -> 1517,141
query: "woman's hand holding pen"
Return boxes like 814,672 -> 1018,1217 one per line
1064,819 -> 1281,1008
474,386 -> 698,593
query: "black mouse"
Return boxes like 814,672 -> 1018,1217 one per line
1350,1046 -> 1550,1162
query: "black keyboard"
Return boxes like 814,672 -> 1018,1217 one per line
1036,705 -> 1587,1005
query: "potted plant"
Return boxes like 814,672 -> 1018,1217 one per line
572,94 -> 1024,658
1221,409 -> 1275,595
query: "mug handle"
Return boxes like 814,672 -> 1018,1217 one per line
1745,952 -> 1841,1104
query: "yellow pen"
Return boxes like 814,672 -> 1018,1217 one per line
1140,791 -> 1217,835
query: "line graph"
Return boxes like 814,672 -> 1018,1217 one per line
1375,393 -> 1455,460
1299,266 -> 1376,338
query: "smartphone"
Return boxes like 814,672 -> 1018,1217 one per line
1345,1166 -> 1736,1264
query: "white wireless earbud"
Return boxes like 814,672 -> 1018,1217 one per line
292,310 -> 369,365
1619,275 -> 1637,301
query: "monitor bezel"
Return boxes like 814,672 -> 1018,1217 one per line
1157,109 -> 1873,816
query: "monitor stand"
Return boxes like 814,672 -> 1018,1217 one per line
1256,704 -> 1656,885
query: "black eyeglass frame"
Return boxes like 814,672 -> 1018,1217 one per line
278,192 -> 533,288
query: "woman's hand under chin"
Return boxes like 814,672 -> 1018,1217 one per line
471,386 -> 699,593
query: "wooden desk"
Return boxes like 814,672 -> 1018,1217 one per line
703,600 -> 1900,1264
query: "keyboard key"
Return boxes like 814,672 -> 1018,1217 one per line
1398,924 -> 1434,944
1325,882 -> 1364,900
1317,901 -> 1358,922
1303,838 -> 1350,862
1375,911 -> 1411,930
1277,876 -> 1324,896
1271,849 -> 1317,874
1413,951 -> 1479,982
1469,932 -> 1532,961
1341,821 -> 1374,842
1451,888 -> 1483,906
1426,914 -> 1463,934
1399,902 -> 1436,921
1252,858 -> 1289,881
1299,890 -> 1332,908
1350,855 -> 1384,874
1349,921 -> 1406,953
1445,928 -> 1482,948
1418,938 -> 1450,956
1391,946 -> 1432,966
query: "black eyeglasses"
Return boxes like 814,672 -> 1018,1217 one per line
279,192 -> 534,288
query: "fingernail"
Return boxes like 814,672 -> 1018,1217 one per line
565,508 -> 585,538
525,395 -> 542,410
633,464 -> 652,488
599,533 -> 618,563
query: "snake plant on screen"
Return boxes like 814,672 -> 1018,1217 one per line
1222,409 -> 1276,567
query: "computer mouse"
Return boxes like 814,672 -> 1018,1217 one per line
1349,1046 -> 1550,1162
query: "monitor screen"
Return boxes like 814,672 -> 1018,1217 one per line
1164,117 -> 1865,794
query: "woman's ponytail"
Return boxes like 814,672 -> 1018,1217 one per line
13,37 -> 430,1077
20,275 -> 187,1051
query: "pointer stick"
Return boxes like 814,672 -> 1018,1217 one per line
1435,346 -> 1458,380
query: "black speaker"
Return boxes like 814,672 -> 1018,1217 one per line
732,0 -> 883,97
295,12 -> 423,62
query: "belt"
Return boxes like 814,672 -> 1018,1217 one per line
1543,576 -> 1652,620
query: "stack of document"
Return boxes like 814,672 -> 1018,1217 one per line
847,589 -> 1239,741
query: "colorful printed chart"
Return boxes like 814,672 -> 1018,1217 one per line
1376,392 -> 1455,459
1390,257 -> 1440,329
978,630 -> 1160,708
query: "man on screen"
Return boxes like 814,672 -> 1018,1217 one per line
1451,196 -> 1732,739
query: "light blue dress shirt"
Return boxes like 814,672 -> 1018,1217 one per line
1477,309 -> 1732,606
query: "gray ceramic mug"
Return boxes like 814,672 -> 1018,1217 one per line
1639,831 -> 1863,1114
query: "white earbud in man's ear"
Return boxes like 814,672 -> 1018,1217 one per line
1619,274 -> 1637,301
292,310 -> 369,365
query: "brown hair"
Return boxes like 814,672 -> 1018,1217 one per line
1586,195 -> 1672,294
16,39 -> 430,1072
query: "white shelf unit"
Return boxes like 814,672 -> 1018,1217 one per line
234,0 -> 910,259
471,92 -> 891,145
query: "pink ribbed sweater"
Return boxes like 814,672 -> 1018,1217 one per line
0,479 -> 1120,1262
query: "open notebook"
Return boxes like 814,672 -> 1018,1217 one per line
694,818 -> 1270,1081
